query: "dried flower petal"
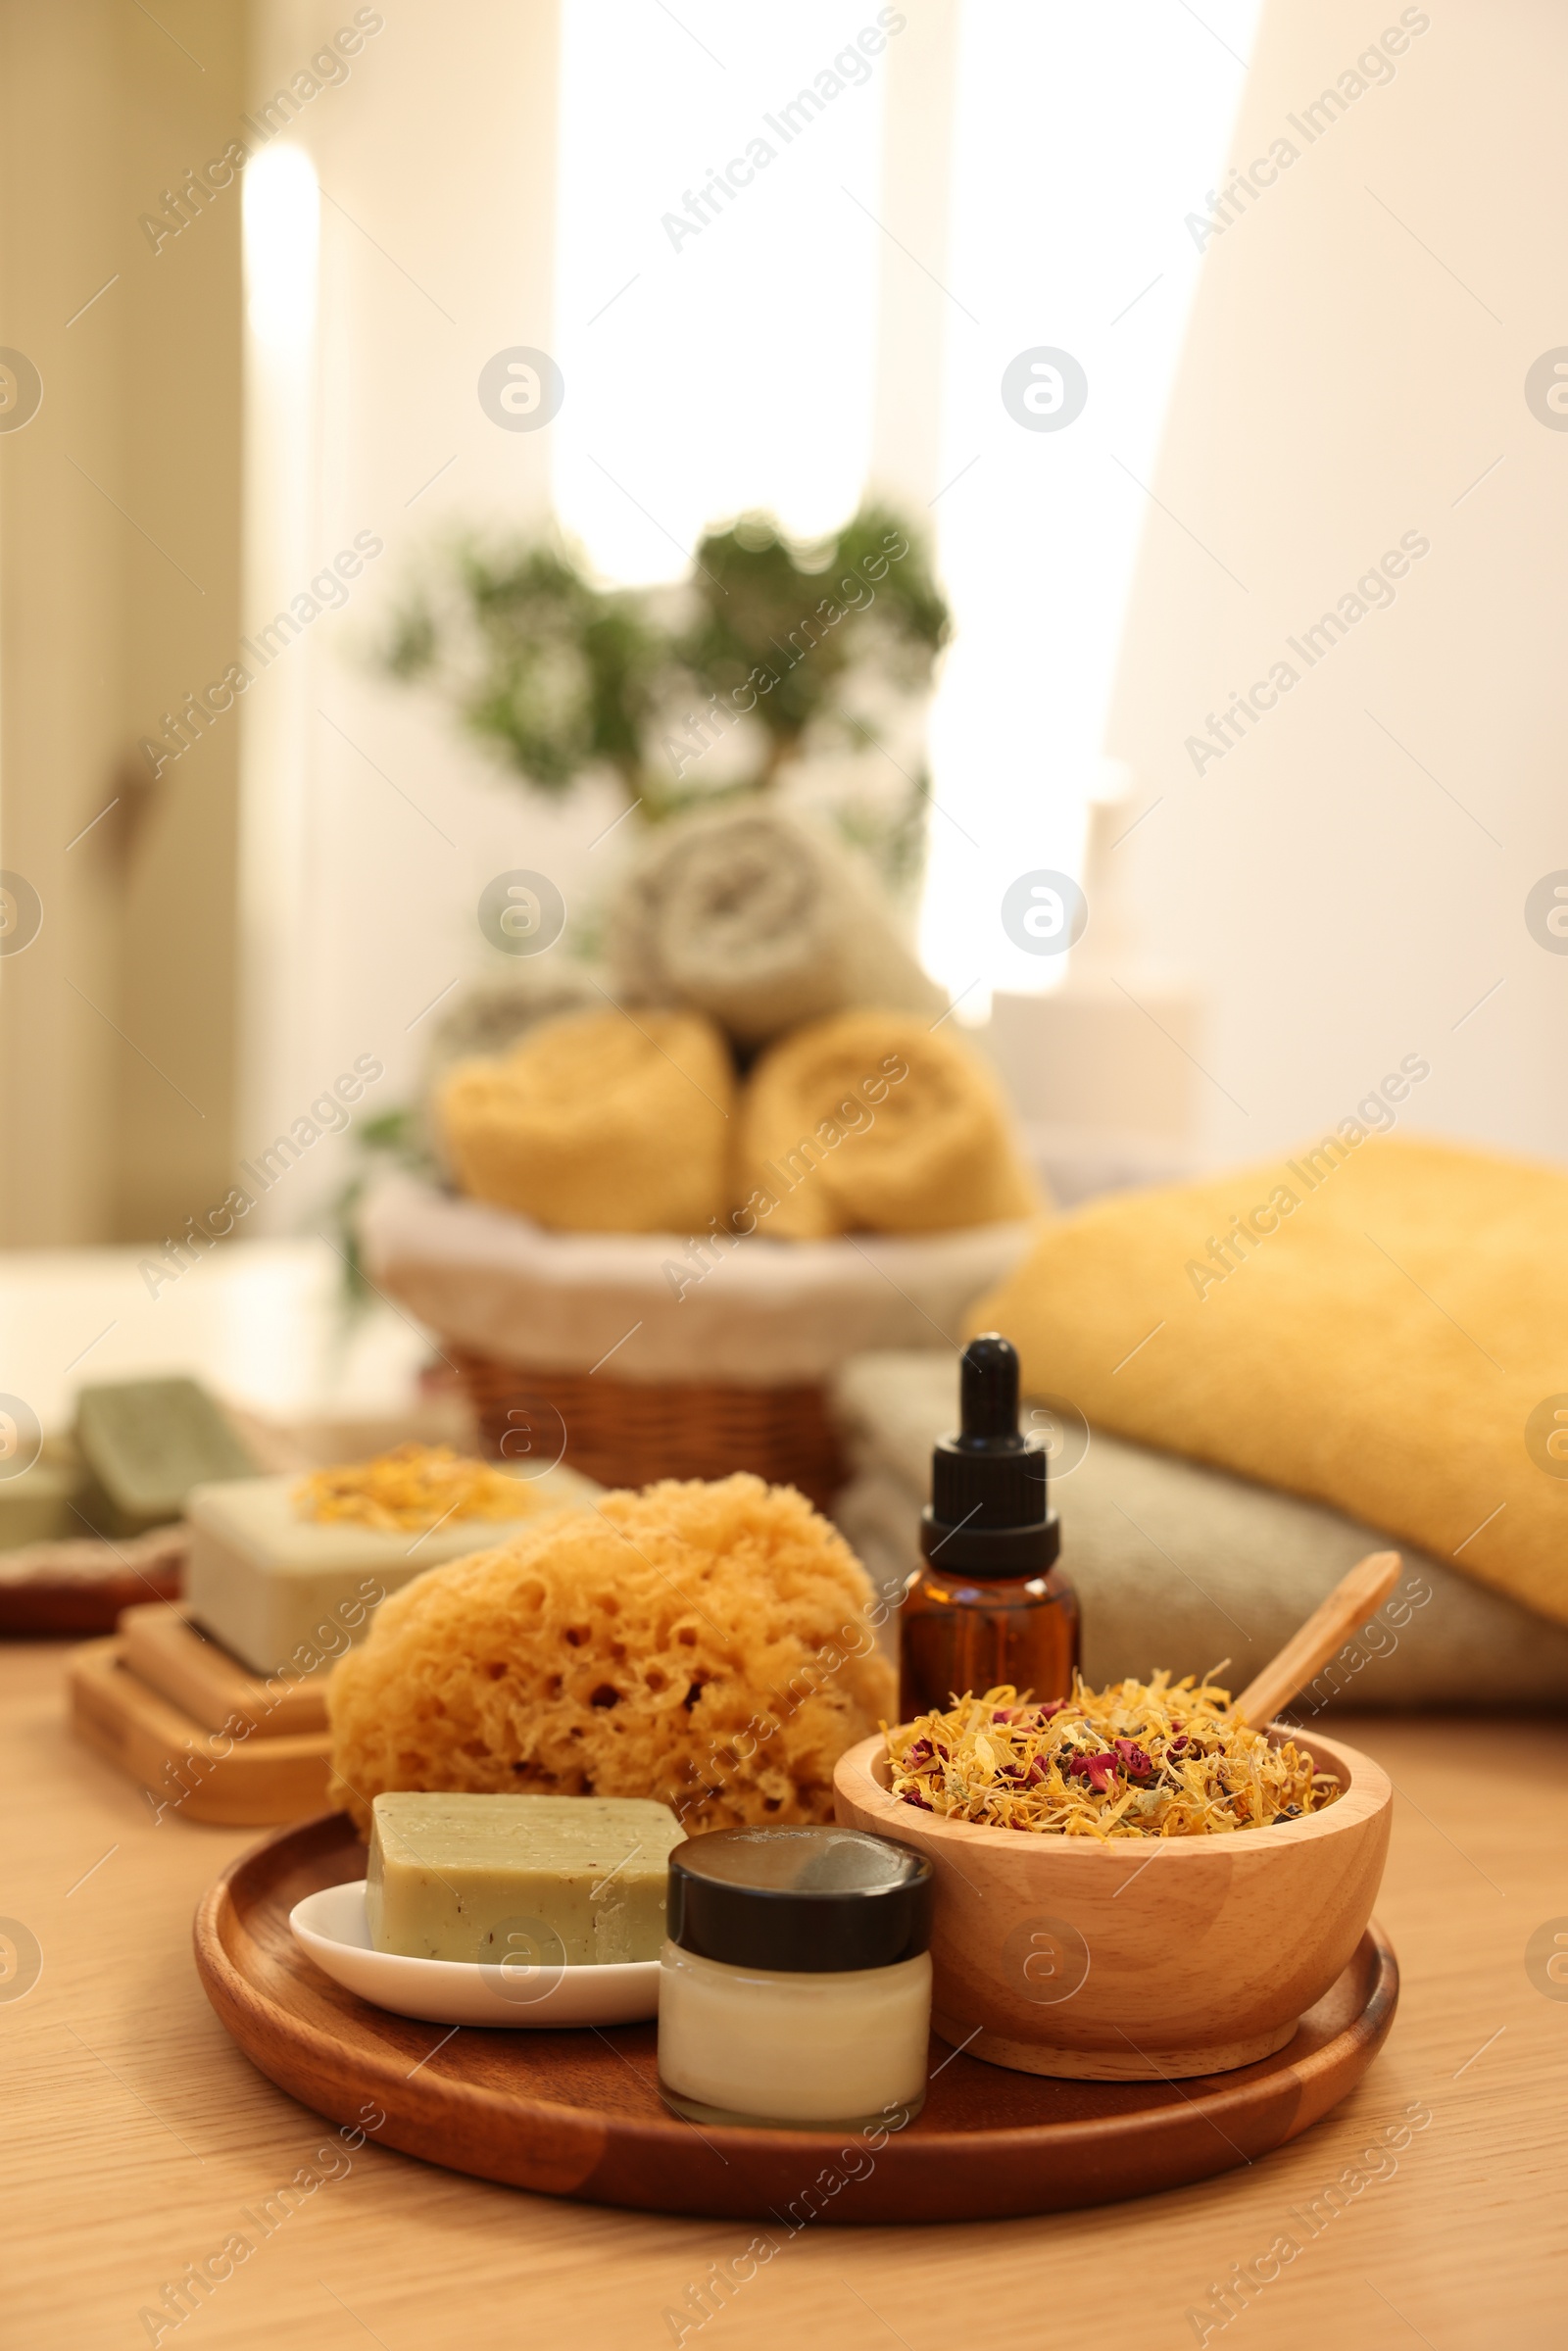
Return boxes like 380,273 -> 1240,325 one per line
882,1677 -> 1338,1840
1112,1739 -> 1154,1782
294,1444 -> 538,1534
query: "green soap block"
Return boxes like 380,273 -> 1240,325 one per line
0,1440 -> 80,1551
74,1378 -> 255,1537
367,1792 -> 683,1966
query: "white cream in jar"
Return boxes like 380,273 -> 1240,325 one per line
657,1825 -> 933,2131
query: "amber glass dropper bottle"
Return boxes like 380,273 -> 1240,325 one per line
899,1332 -> 1080,1723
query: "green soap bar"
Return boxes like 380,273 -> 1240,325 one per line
0,1441 -> 80,1551
75,1378 -> 255,1536
367,1792 -> 683,1966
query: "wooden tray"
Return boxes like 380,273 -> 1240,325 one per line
194,1813 -> 1399,2223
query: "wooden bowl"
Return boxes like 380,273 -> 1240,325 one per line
833,1724 -> 1392,2081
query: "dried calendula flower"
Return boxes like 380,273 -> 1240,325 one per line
293,1443 -> 543,1534
884,1674 -> 1341,1839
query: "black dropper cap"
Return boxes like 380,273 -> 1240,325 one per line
918,1332 -> 1059,1581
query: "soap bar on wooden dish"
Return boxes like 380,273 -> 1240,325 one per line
184,1449 -> 598,1678
366,1792 -> 684,1965
75,1378 -> 255,1537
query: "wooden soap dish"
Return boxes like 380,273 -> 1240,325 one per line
68,1614 -> 330,1826
119,1603 -> 327,1737
196,1813 -> 1398,2223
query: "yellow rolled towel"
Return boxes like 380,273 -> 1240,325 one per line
967,1134 -> 1568,1632
438,1006 -> 733,1233
735,1009 -> 1040,1239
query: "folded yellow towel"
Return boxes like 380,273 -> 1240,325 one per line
735,1009 -> 1039,1239
968,1135 -> 1568,1631
438,1007 -> 733,1234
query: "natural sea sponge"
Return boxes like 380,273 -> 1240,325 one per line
735,1008 -> 1040,1238
327,1474 -> 895,1838
436,1005 -> 733,1233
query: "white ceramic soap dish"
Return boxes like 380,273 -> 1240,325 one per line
288,1881 -> 661,2028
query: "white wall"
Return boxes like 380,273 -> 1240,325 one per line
1104,0 -> 1568,1169
238,0 -> 577,1227
0,0 -> 248,1245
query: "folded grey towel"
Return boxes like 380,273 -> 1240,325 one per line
607,802 -> 944,1048
832,1351 -> 1568,1714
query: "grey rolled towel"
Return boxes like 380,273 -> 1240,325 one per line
607,801 -> 945,1049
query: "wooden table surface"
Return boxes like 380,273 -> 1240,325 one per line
4,1642 -> 1563,2351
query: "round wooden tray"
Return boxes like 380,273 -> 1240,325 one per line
194,1812 -> 1398,2225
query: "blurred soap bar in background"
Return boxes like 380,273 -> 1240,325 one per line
0,1438 -> 82,1551
74,1377 -> 256,1537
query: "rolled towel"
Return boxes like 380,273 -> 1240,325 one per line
735,1009 -> 1040,1239
438,1007 -> 733,1234
607,801 -> 944,1048
422,965 -> 605,1089
419,966 -> 606,1176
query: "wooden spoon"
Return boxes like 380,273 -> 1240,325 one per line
1233,1550 -> 1402,1730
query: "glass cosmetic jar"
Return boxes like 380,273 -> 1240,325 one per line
657,1824 -> 934,2132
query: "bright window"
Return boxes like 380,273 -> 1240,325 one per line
554,0 -> 890,581
550,2 -> 1259,1000
922,0 -> 1261,1002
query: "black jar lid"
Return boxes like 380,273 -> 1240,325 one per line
667,1826 -> 933,1975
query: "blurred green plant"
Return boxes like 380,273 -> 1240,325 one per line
375,505 -> 951,838
327,1105 -> 436,1307
382,542 -> 662,805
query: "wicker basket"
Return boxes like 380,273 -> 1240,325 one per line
369,1180 -> 1034,1510
453,1347 -> 846,1507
